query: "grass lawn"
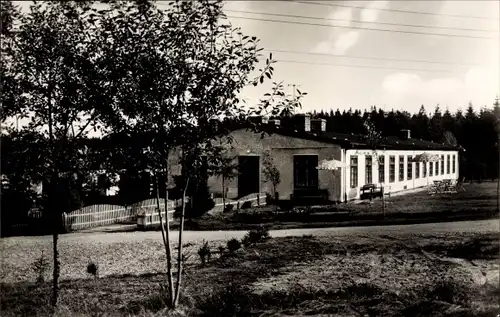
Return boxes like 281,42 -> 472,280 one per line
1,230 -> 499,316
174,182 -> 499,231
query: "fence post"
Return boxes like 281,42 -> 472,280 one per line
257,194 -> 260,206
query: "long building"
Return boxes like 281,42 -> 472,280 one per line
207,114 -> 463,203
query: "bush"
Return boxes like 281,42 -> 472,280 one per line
424,279 -> 472,305
218,245 -> 226,257
241,201 -> 252,209
199,283 -> 252,316
242,225 -> 270,247
226,238 -> 242,253
197,240 -> 211,265
223,204 -> 234,213
86,261 -> 99,278
31,251 -> 50,284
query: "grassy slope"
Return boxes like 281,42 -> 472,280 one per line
177,182 -> 499,231
1,231 -> 499,317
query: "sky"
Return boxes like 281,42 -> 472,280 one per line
10,0 -> 500,122
222,0 -> 500,115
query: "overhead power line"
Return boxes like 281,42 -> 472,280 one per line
263,48 -> 482,67
225,15 -> 496,40
273,58 -> 462,74
292,1 -> 500,21
225,9 -> 499,33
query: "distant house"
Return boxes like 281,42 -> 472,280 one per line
205,114 -> 463,203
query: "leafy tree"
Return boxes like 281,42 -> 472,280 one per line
210,150 -> 238,212
98,0 -> 303,310
262,151 -> 281,211
1,2 -> 111,306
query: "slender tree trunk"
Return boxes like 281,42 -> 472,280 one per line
173,177 -> 190,307
51,185 -> 60,308
222,176 -> 225,212
155,171 -> 174,306
47,88 -> 59,308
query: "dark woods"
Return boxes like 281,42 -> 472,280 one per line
309,102 -> 500,182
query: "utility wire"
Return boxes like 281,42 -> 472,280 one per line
262,48 -> 481,67
225,9 -> 499,33
292,1 -> 500,21
225,15 -> 496,40
273,59 -> 462,74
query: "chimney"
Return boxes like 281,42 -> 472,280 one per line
293,114 -> 311,132
268,119 -> 280,128
311,118 -> 326,132
400,129 -> 411,140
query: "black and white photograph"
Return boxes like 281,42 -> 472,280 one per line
1,0 -> 499,316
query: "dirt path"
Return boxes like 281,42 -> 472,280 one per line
5,219 -> 498,244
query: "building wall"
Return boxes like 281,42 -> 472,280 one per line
206,129 -> 343,201
344,149 -> 460,200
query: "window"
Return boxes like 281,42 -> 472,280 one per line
447,154 -> 450,174
423,162 -> 427,177
350,156 -> 358,188
399,155 -> 405,181
293,155 -> 319,189
435,161 -> 439,176
389,156 -> 395,183
415,160 -> 420,179
441,155 -> 445,174
365,155 -> 372,184
429,161 -> 434,176
407,155 -> 413,180
452,155 -> 456,173
379,156 -> 385,183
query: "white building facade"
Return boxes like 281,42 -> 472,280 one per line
341,148 -> 459,201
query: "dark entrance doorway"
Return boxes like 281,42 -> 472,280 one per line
238,156 -> 260,198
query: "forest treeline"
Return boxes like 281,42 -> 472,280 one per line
307,100 -> 500,181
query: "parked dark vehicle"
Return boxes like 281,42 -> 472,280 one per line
360,184 -> 384,200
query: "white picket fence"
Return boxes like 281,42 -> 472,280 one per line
62,198 -> 182,231
136,198 -> 183,228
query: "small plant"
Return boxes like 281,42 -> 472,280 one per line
218,245 -> 226,257
242,225 -> 270,247
223,204 -> 234,213
197,240 -> 211,265
241,201 -> 252,209
31,251 -> 50,284
86,261 -> 99,278
227,238 -> 242,253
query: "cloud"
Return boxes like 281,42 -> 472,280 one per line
313,8 -> 358,55
381,67 -> 499,112
360,1 -> 389,23
330,8 -> 353,27
313,1 -> 389,56
331,31 -> 360,55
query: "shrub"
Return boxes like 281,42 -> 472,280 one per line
86,261 -> 99,278
31,251 -> 50,284
197,240 -> 211,265
227,238 -> 242,253
425,279 -> 472,305
242,225 -> 270,247
218,245 -> 226,257
199,283 -> 252,316
241,201 -> 252,209
223,204 -> 234,213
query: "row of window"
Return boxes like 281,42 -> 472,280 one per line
350,154 -> 456,188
